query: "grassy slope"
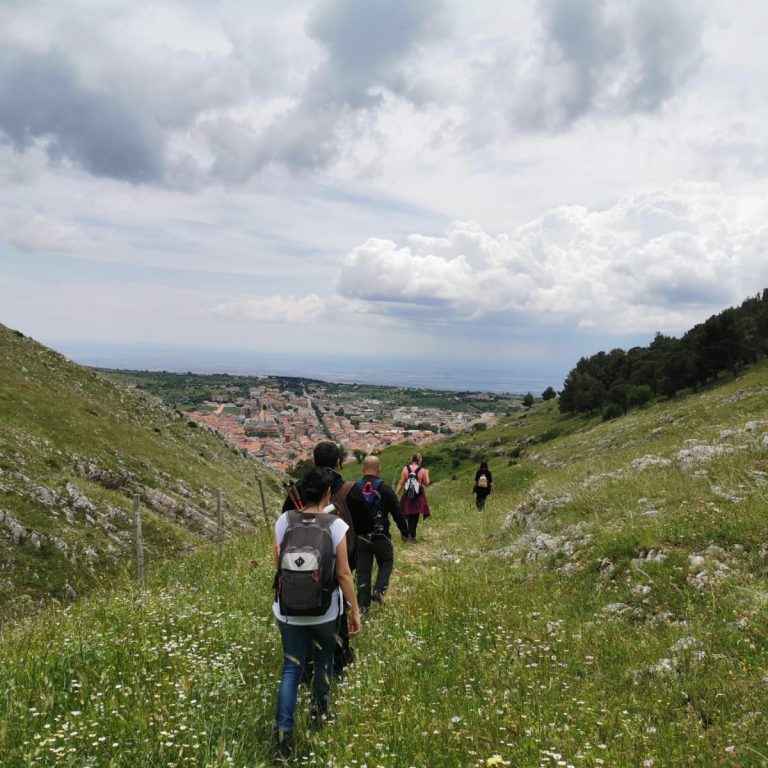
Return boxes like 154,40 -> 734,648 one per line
0,325 -> 284,620
1,354 -> 767,766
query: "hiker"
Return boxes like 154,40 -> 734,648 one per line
355,454 -> 409,609
395,451 -> 431,542
273,467 -> 362,760
283,441 -> 371,676
473,460 -> 493,511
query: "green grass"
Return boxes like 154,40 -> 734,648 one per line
0,325 -> 283,621
3,476 -> 767,766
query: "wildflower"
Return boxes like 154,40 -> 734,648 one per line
486,756 -> 505,766
725,745 -> 735,753
643,760 -> 654,767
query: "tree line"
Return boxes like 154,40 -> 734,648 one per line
558,290 -> 768,418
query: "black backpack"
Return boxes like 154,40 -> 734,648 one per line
356,478 -> 385,532
277,511 -> 337,616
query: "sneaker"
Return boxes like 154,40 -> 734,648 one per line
275,730 -> 293,761
371,590 -> 385,604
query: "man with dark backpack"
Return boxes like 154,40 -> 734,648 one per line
355,454 -> 408,609
283,441 -> 371,677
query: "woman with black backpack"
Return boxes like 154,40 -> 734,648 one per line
272,467 -> 361,761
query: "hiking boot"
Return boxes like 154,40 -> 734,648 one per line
275,730 -> 293,761
372,590 -> 385,604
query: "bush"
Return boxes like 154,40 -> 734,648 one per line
628,384 -> 653,409
602,402 -> 624,421
536,427 -> 561,443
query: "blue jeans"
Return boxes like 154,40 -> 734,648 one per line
276,618 -> 339,733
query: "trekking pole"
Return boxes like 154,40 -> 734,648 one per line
284,482 -> 303,511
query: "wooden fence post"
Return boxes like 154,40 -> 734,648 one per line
133,493 -> 145,588
257,477 -> 269,526
217,489 -> 224,557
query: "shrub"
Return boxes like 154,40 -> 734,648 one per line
602,402 -> 624,421
537,427 -> 561,443
628,384 -> 653,408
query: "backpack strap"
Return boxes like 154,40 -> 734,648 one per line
331,481 -> 356,562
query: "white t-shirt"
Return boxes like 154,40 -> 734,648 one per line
273,512 -> 349,625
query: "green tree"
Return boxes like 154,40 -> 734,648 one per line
627,384 -> 653,409
289,458 -> 313,480
541,386 -> 557,401
522,392 -> 535,408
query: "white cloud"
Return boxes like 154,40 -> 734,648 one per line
465,0 -> 708,140
336,183 -> 768,336
212,294 -> 326,324
3,210 -> 89,252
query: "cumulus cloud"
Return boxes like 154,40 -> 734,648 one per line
0,48 -> 164,182
468,0 -> 708,138
208,0 -> 448,178
212,294 -> 326,324
0,0 -> 715,184
304,0 -> 447,109
337,183 -> 768,335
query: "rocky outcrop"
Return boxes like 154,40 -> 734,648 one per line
0,510 -> 28,544
74,460 -> 134,490
139,486 -> 218,539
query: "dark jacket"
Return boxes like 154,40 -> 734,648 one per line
356,474 -> 409,539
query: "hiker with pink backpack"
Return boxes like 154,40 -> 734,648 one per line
395,451 -> 431,542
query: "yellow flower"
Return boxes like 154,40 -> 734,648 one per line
486,756 -> 505,767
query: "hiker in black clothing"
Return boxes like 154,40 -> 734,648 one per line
355,455 -> 409,609
472,460 -> 493,511
283,441 -> 372,676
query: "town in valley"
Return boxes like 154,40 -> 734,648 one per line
102,369 -> 525,472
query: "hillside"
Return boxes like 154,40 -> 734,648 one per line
2,351 -> 767,766
0,324 -> 284,620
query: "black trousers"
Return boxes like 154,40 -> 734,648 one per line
356,535 -> 394,607
406,515 -> 419,539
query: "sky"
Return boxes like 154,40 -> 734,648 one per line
2,0 -> 768,389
